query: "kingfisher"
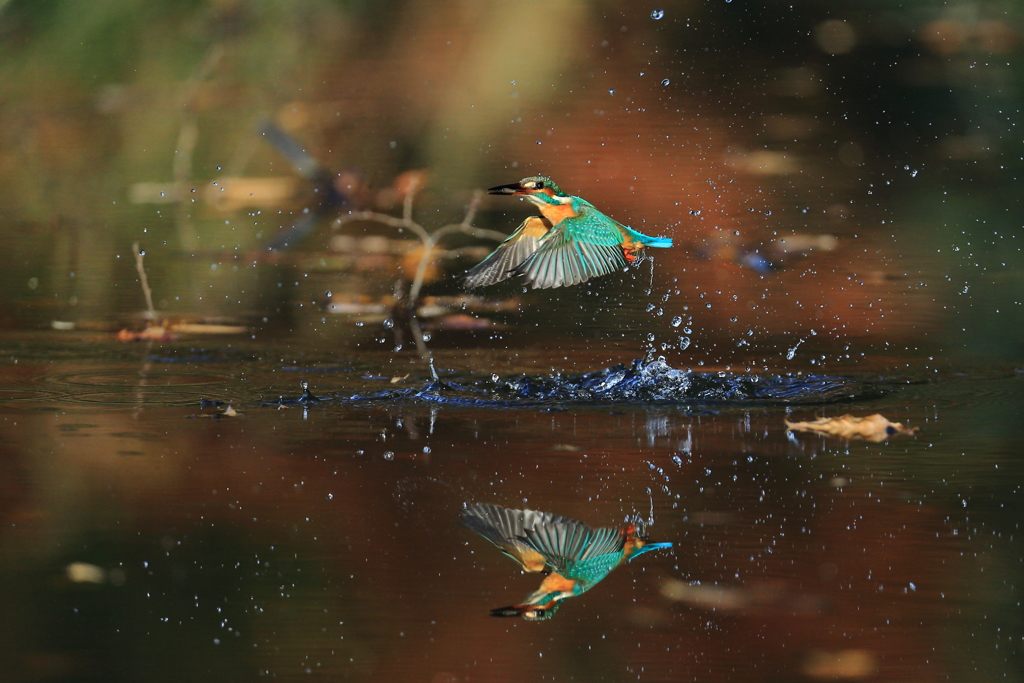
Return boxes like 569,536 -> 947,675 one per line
463,176 -> 674,289
461,503 -> 672,620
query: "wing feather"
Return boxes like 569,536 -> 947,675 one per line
461,504 -> 583,572
514,225 -> 626,289
521,524 -> 626,578
462,217 -> 551,288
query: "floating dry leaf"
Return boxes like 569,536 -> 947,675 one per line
116,325 -> 178,342
785,413 -> 917,442
390,375 -> 409,384
661,579 -> 750,611
802,649 -> 876,679
66,562 -> 106,584
425,314 -> 498,331
194,404 -> 241,419
171,322 -> 247,335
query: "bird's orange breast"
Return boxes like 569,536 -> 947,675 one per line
537,202 -> 578,226
538,572 -> 577,594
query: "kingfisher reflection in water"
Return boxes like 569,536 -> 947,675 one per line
461,503 -> 672,620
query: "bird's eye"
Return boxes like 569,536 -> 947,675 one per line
535,181 -> 545,189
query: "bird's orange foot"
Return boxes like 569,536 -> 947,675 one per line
623,249 -> 638,263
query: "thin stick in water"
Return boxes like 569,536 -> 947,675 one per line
132,242 -> 156,319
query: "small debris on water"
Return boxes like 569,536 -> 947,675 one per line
785,414 -> 917,442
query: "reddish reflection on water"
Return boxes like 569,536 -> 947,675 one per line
0,345 -> 1018,682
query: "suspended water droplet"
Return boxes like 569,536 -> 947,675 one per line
671,454 -> 683,466
422,333 -> 432,342
671,316 -> 682,327
383,451 -> 394,461
646,303 -> 656,312
651,9 -> 665,19
608,89 -> 616,95
661,79 -> 670,86
647,333 -> 656,342
325,290 -> 332,298
383,318 -> 394,329
355,321 -> 364,327
678,337 -> 691,350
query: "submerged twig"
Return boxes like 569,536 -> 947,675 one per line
334,189 -> 502,303
132,242 -> 156,320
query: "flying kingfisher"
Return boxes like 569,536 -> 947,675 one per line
461,503 -> 672,620
463,176 -> 674,289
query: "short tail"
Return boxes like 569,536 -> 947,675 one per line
641,236 -> 673,248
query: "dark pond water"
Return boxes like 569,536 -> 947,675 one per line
0,327 -> 1021,682
2,1 -> 1024,681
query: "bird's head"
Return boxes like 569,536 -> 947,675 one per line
488,176 -> 568,207
622,524 -> 673,562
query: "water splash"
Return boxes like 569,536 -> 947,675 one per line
271,355 -> 884,408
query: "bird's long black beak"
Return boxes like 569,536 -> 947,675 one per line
489,605 -> 524,617
487,182 -> 524,195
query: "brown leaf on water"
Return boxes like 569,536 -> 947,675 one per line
425,313 -> 498,331
66,562 -> 106,584
785,413 -> 917,442
171,323 -> 248,335
197,404 -> 242,419
801,649 -> 876,679
116,325 -> 178,342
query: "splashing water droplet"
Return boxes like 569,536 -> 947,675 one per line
651,9 -> 664,19
678,337 -> 691,350
661,79 -> 670,86
325,290 -> 333,298
608,89 -> 616,95
671,316 -> 682,327
383,451 -> 394,461
671,454 -> 683,466
383,318 -> 394,329
647,333 -> 656,342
